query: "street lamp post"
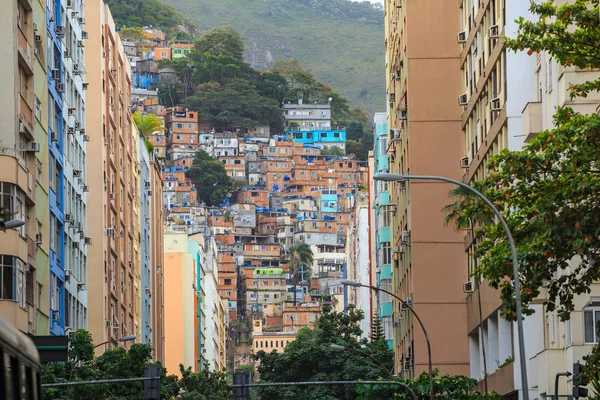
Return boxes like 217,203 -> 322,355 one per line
341,279 -> 433,400
373,172 -> 529,400
94,335 -> 137,349
330,344 -> 394,380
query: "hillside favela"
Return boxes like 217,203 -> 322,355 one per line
2,0 -> 600,399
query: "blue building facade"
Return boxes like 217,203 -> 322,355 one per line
373,112 -> 393,349
48,0 -> 66,335
139,138 -> 153,344
285,130 -> 347,151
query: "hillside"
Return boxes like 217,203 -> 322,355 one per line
157,0 -> 385,115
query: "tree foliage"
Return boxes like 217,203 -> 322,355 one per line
355,370 -> 501,400
186,150 -> 233,206
132,111 -> 165,137
370,311 -> 384,343
255,304 -> 394,400
42,330 -> 230,400
505,0 -> 600,99
287,243 -> 314,304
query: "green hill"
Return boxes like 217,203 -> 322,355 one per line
157,0 -> 385,115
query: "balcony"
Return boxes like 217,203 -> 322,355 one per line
521,101 -> 542,142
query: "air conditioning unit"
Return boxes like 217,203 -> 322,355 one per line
36,232 -> 43,244
105,320 -> 112,327
490,97 -> 502,111
489,25 -> 500,39
73,170 -> 81,177
35,34 -> 42,44
457,31 -> 467,43
74,121 -> 81,129
106,227 -> 114,237
110,193 -> 116,200
401,230 -> 411,246
84,237 -> 92,245
26,142 -> 41,152
458,93 -> 469,105
398,109 -> 407,120
460,156 -> 470,168
51,69 -> 60,80
393,245 -> 403,253
64,213 -> 72,222
81,31 -> 88,39
83,185 -> 89,192
52,310 -> 60,320
72,241 -> 79,248
83,135 -> 90,142
67,127 -> 75,135
56,82 -> 65,92
79,128 -> 86,134
77,40 -> 84,47
66,0 -> 72,8
55,25 -> 65,38
82,82 -> 89,90
148,190 -> 152,196
463,281 -> 474,293
51,132 -> 58,142
78,17 -> 85,25
64,48 -> 71,58
73,64 -> 81,75
393,70 -> 401,80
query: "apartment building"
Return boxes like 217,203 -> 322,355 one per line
61,0 -> 89,334
166,108 -> 199,162
385,0 -> 468,377
164,232 -> 203,374
85,1 -> 155,354
0,0 -> 50,335
458,1 -> 538,397
370,112 -> 393,347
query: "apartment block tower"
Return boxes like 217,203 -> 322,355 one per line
384,0 -> 468,377
458,1 -> 537,398
61,0 -> 89,334
0,0 -> 50,335
84,1 -> 162,361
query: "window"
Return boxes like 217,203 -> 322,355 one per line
381,243 -> 392,265
584,304 -> 600,343
0,256 -> 26,306
224,278 -> 231,285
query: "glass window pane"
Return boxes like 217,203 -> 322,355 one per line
584,311 -> 595,343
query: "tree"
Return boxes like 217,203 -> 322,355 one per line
370,311 -> 385,342
42,329 -> 180,400
194,26 -> 245,60
157,75 -> 186,107
346,121 -> 365,142
132,111 -> 165,137
443,0 -> 600,378
321,146 -> 345,157
255,304 -> 394,400
186,79 -> 283,130
505,0 -> 600,99
287,243 -> 314,305
355,370 -> 501,400
186,150 -> 233,206
178,363 -> 232,400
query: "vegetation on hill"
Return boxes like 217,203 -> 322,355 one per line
158,26 -> 373,160
186,150 -> 233,207
113,0 -> 385,115
104,0 -> 197,37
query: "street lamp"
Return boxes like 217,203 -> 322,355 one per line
373,172 -> 529,400
341,279 -> 433,400
94,335 -> 137,349
330,344 -> 394,380
3,219 -> 25,230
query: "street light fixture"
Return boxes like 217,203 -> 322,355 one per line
341,279 -> 433,400
330,344 -> 394,380
3,219 -> 25,230
94,335 -> 137,349
373,172 -> 529,400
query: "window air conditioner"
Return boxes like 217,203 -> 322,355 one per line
458,93 -> 469,106
460,156 -> 470,168
457,31 -> 467,43
463,281 -> 474,293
